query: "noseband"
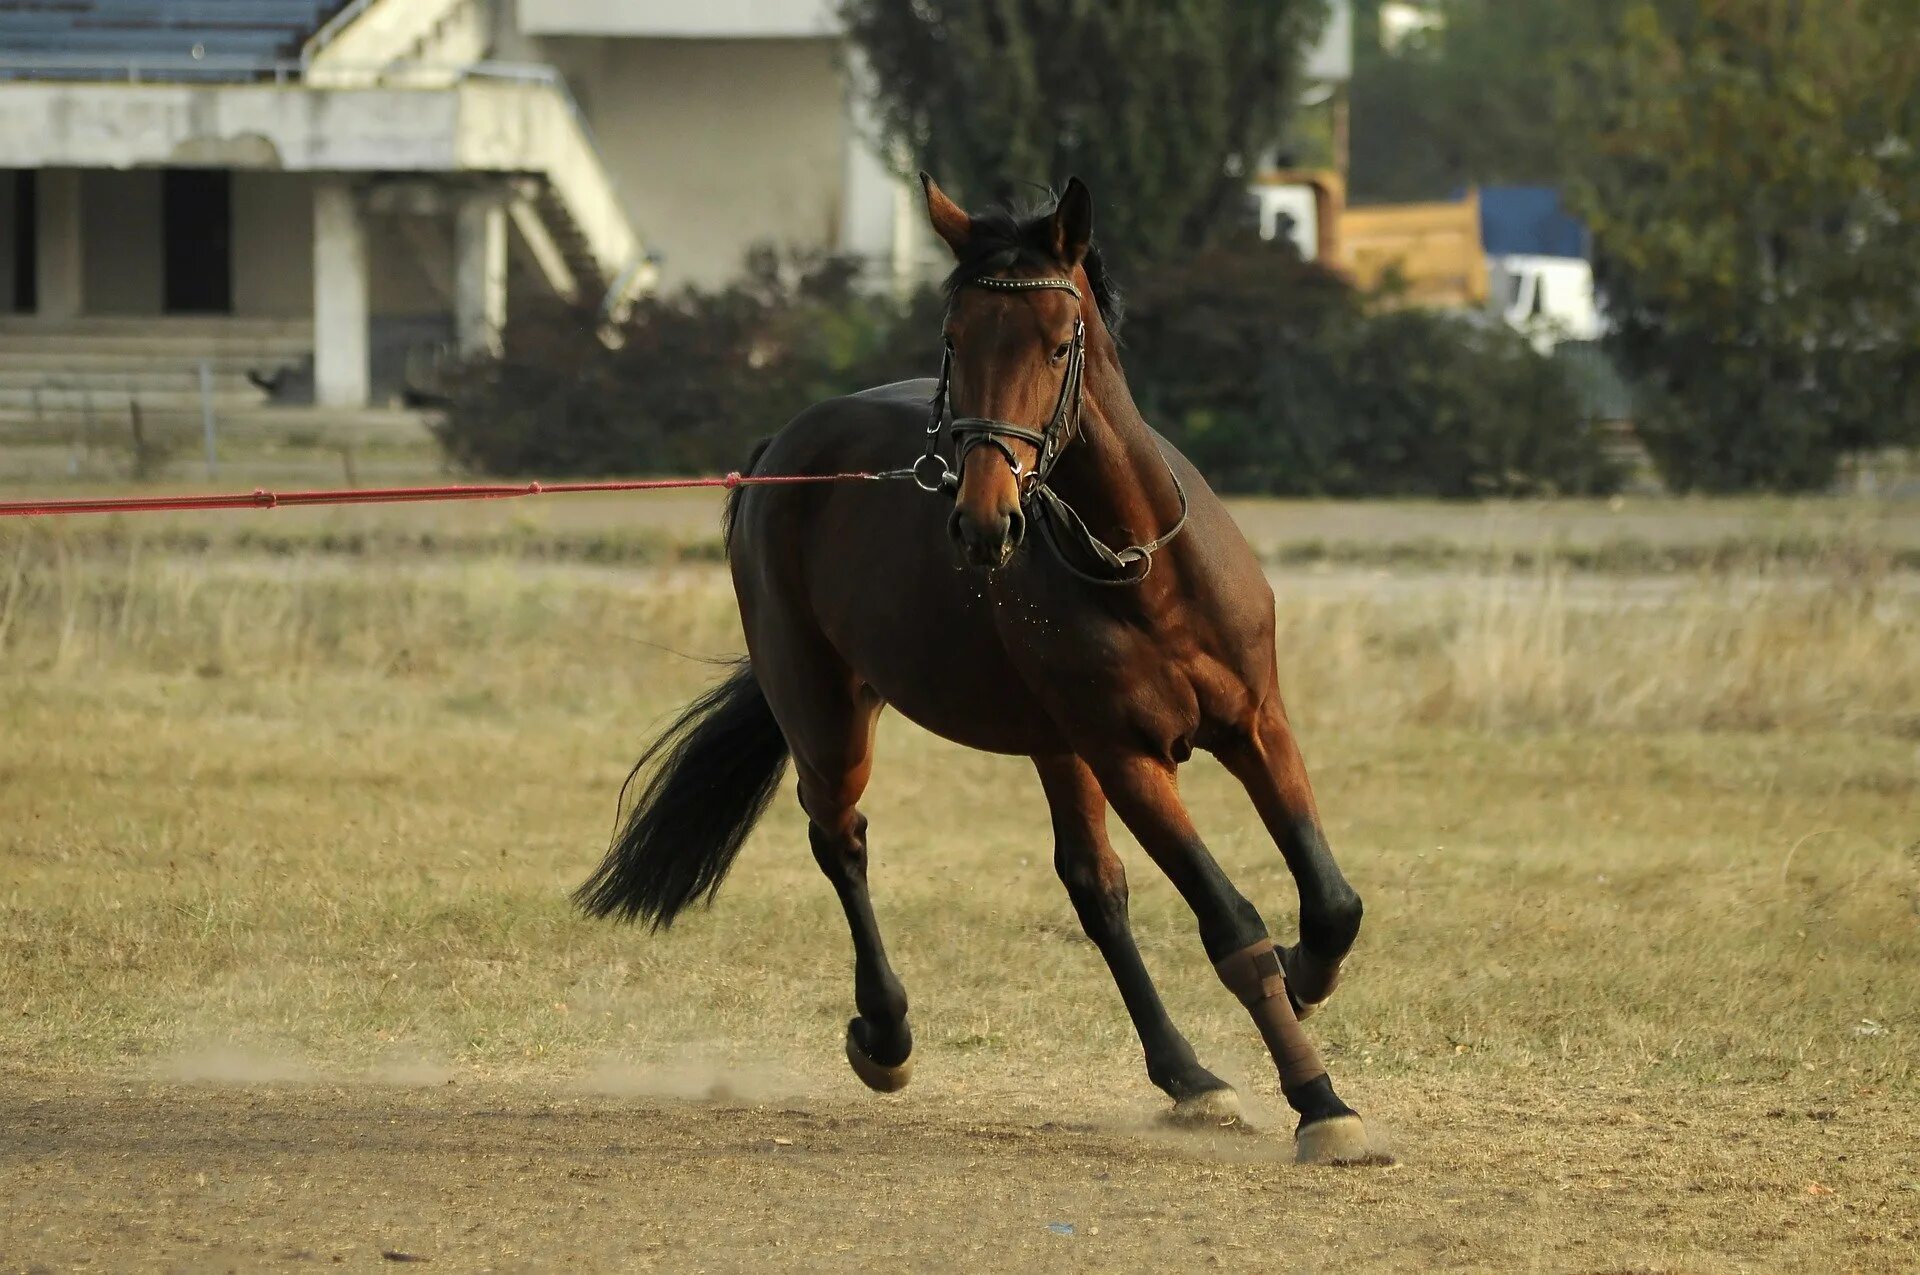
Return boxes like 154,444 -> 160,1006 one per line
913,273 -> 1188,585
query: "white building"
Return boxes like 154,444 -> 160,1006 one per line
0,0 -> 917,413
0,0 -> 1351,421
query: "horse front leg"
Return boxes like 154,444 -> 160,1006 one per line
1033,754 -> 1237,1121
1214,704 -> 1362,1020
1087,753 -> 1380,1164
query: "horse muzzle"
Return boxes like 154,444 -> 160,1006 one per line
948,503 -> 1027,569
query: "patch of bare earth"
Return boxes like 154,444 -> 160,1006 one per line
2,1070 -> 1914,1271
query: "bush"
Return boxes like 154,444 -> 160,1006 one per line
436,240 -> 1619,499
1596,322 -> 1920,495
433,250 -> 937,478
1122,237 -> 1621,497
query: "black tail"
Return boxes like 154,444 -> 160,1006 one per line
575,660 -> 790,928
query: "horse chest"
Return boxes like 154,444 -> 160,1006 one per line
989,587 -> 1226,749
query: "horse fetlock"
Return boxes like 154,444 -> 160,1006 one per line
1283,1072 -> 1354,1123
1148,1056 -> 1232,1104
1280,941 -> 1344,1018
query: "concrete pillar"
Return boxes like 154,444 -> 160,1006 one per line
37,168 -> 85,320
0,171 -> 16,310
312,178 -> 370,409
454,191 -> 507,358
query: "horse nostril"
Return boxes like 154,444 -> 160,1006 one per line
947,508 -> 966,545
1005,507 -> 1026,548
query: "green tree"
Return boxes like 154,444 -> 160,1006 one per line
838,0 -> 1329,266
1126,235 -> 1618,497
1562,0 -> 1920,491
1348,1 -> 1610,203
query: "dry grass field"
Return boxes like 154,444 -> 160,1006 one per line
1,490 -> 1917,1271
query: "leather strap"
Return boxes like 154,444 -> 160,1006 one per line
1029,460 -> 1188,586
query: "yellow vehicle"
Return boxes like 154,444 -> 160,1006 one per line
1250,170 -> 1489,307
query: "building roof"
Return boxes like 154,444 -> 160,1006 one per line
0,1 -> 336,77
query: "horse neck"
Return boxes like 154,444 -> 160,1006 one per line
1048,325 -> 1181,551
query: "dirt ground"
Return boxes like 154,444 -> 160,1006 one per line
2,500 -> 1915,1272
4,1068 -> 1914,1273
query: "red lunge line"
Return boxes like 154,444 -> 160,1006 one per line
0,471 -> 893,519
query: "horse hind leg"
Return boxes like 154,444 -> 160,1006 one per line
811,802 -> 913,1093
1035,755 -> 1237,1122
772,666 -> 912,1093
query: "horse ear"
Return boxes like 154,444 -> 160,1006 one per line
1052,177 -> 1094,268
920,173 -> 972,257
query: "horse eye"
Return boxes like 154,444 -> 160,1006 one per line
1051,341 -> 1072,362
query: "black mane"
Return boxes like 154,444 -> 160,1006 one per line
942,194 -> 1124,339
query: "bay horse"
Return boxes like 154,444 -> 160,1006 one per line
577,176 -> 1378,1164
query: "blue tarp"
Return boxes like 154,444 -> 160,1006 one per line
1479,186 -> 1590,259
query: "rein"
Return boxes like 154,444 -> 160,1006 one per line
915,273 -> 1189,585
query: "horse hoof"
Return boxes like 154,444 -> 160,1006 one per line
844,1025 -> 912,1093
1294,1114 -> 1390,1166
1281,943 -> 1341,1021
1167,1087 -> 1243,1127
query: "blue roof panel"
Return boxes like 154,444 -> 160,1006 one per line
1480,186 -> 1589,259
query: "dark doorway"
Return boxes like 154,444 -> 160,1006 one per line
10,171 -> 33,313
162,168 -> 232,314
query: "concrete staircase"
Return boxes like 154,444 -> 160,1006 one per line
305,0 -> 654,315
0,317 -> 432,443
0,317 -> 300,426
486,78 -> 653,314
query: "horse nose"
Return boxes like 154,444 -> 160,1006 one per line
948,507 -> 1018,567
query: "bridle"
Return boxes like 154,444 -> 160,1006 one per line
922,275 -> 1087,496
913,273 -> 1189,585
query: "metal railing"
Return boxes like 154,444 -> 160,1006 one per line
299,0 -> 381,66
0,50 -> 515,84
0,51 -> 308,83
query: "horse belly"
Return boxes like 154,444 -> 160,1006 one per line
822,595 -> 1069,757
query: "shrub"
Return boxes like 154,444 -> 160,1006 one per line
436,240 -> 1619,498
1122,236 -> 1621,497
432,250 -> 936,479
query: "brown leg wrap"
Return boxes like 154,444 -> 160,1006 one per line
1214,939 -> 1327,1092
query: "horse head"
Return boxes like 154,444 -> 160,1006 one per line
922,174 -> 1097,570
